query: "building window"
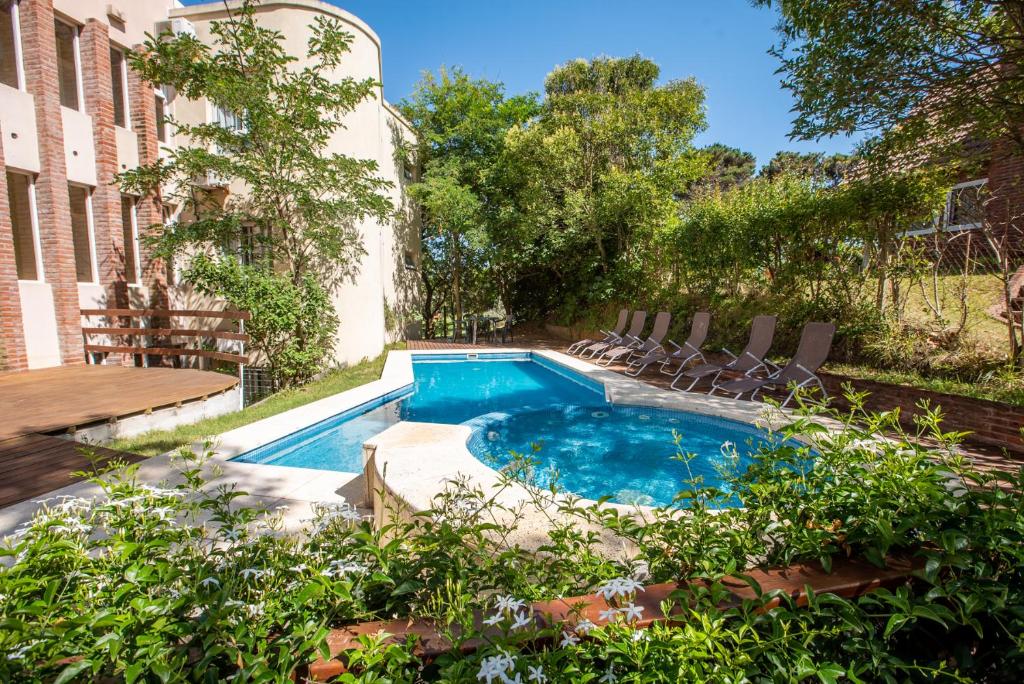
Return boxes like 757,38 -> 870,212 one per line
54,19 -> 83,111
211,104 -> 245,132
120,194 -> 140,284
110,46 -> 129,128
403,250 -> 416,270
945,179 -> 987,231
68,184 -> 96,282
6,171 -> 41,281
154,89 -> 167,142
0,0 -> 25,90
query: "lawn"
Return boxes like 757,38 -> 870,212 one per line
111,345 -> 402,457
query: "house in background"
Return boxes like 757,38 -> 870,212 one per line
0,0 -> 419,373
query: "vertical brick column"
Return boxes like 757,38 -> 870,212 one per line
0,124 -> 29,371
80,19 -> 128,308
127,47 -> 167,309
19,0 -> 84,364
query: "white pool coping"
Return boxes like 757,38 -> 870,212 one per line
0,347 -> 814,540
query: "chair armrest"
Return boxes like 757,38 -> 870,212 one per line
668,340 -> 683,352
764,358 -> 783,373
720,347 -> 737,360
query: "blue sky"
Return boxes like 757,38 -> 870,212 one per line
186,0 -> 862,167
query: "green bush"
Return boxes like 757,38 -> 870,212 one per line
186,256 -> 338,389
1,400 -> 1022,681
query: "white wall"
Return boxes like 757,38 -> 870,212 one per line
172,1 -> 420,367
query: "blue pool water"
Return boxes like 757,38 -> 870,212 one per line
232,353 -> 786,506
467,405 -> 776,506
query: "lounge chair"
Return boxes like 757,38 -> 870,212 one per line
582,311 -> 647,358
625,311 -> 710,377
567,308 -> 628,355
714,321 -> 835,407
599,311 -> 671,367
672,315 -> 777,391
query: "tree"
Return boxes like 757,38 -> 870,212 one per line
510,55 -> 706,311
695,143 -> 756,192
760,150 -> 851,186
756,1 -> 1024,159
400,68 -> 539,333
119,1 -> 393,385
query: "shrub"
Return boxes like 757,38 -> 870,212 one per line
1,400 -> 1022,681
186,255 -> 338,389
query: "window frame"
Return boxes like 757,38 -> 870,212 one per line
943,178 -> 987,233
2,0 -> 26,91
121,194 -> 142,286
899,178 -> 988,238
110,45 -> 130,129
54,17 -> 85,112
154,86 -> 168,143
68,182 -> 99,284
7,170 -> 44,282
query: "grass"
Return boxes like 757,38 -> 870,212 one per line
111,345 -> 402,457
827,362 -> 1024,406
900,273 -> 1009,353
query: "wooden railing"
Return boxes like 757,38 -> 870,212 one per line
80,308 -> 251,366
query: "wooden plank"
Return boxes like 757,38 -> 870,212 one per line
0,434 -> 145,508
0,366 -> 239,440
81,327 -> 249,342
83,345 -> 248,364
80,308 -> 251,320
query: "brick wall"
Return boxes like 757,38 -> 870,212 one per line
0,124 -> 29,371
984,139 -> 1024,261
80,19 -> 128,309
127,48 -> 167,310
19,0 -> 83,364
820,372 -> 1024,455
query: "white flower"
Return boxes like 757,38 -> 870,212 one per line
595,577 -> 645,601
599,666 -> 618,683
239,568 -> 263,580
494,595 -> 525,613
631,629 -> 649,642
574,618 -> 596,634
483,612 -> 504,626
598,607 -> 619,622
510,610 -> 533,631
289,563 -> 308,573
477,652 -> 516,683
527,665 -> 547,683
621,602 -> 644,623
6,644 -> 32,661
559,631 -> 580,647
199,577 -> 221,589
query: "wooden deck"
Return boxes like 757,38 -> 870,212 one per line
0,365 -> 238,440
0,433 -> 145,507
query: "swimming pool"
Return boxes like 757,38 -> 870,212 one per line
232,353 -> 784,506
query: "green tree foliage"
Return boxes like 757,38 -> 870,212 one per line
693,143 -> 756,192
507,55 -> 707,314
755,0 -> 1024,159
400,68 -> 539,335
118,1 -> 393,384
668,169 -> 948,354
186,256 -> 337,388
760,150 -> 851,186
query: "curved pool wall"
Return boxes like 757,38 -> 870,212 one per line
231,350 -> 800,508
